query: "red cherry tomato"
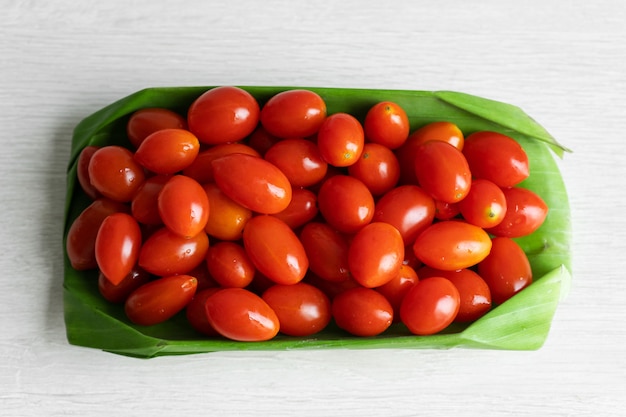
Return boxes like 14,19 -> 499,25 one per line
462,131 -> 529,188
125,275 -> 197,326
458,179 -> 507,229
95,212 -> 142,285
299,222 -> 351,283
412,221 -> 492,270
242,215 -> 309,285
88,145 -> 146,202
211,153 -> 292,214
205,287 -> 280,341
138,227 -> 209,276
264,138 -> 328,187
348,222 -> 405,288
246,125 -> 281,156
363,101 -> 410,149
262,283 -> 331,336
332,287 -> 393,337
270,187 -> 318,229
131,175 -> 169,226
205,241 -> 256,288
407,121 -> 464,150
98,267 -> 151,304
375,264 -> 418,321
347,142 -> 400,196
185,288 -> 221,336
485,187 -> 548,238
182,143 -> 260,185
317,175 -> 374,234
126,107 -> 187,149
317,113 -> 364,167
400,277 -> 460,335
187,86 -> 260,145
203,183 -> 252,241
158,175 -> 210,238
260,89 -> 327,138
478,237 -> 532,305
414,140 -> 471,203
76,145 -> 100,200
434,199 -> 460,221
134,128 -> 200,175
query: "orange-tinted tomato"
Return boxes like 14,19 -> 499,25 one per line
363,101 -> 410,149
462,131 -> 529,188
458,179 -> 507,229
203,183 -> 252,241
126,107 -> 187,149
270,187 -> 318,229
264,138 -> 328,187
478,237 -> 532,305
76,145 -> 100,200
98,267 -> 151,304
332,287 -> 393,337
125,275 -> 197,326
242,215 -> 309,285
300,222 -> 351,283
412,221 -> 492,270
375,264 -> 418,321
134,128 -> 200,174
260,89 -> 327,138
414,140 -> 471,203
187,86 -> 260,145
317,175 -> 374,234
138,227 -> 209,276
262,283 -> 331,337
407,121 -> 464,150
485,187 -> 548,238
347,142 -> 400,196
182,143 -> 260,185
88,145 -> 146,202
348,222 -> 405,288
95,212 -> 142,285
400,277 -> 460,335
158,175 -> 210,238
317,113 -> 364,167
185,288 -> 221,336
212,153 -> 292,214
205,287 -> 280,341
131,175 -> 169,225
206,241 -> 256,288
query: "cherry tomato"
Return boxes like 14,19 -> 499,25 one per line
205,287 -> 280,341
373,185 -> 435,245
332,287 -> 393,337
363,101 -> 410,149
262,282 -> 331,336
270,187 -> 318,229
138,227 -> 209,276
131,175 -> 169,225
246,125 -> 281,156
485,187 -> 548,238
412,221 -> 492,270
187,86 -> 260,145
400,277 -> 460,335
126,107 -> 187,149
182,143 -> 260,185
299,222 -> 351,283
264,138 -> 328,187
260,89 -> 327,138
478,237 -> 532,305
317,113 -> 364,167
348,222 -> 405,288
66,198 -> 129,270
211,153 -> 292,214
203,183 -> 252,241
414,140 -> 471,203
158,175 -> 210,238
76,145 -> 100,200
458,179 -> 507,229
206,241 -> 256,288
407,121 -> 464,150
98,266 -> 151,304
347,142 -> 400,196
88,145 -> 146,202
317,175 -> 374,234
462,131 -> 529,188
95,212 -> 142,285
134,128 -> 200,174
185,288 -> 221,336
434,199 -> 460,221
242,215 -> 309,285
304,274 -> 361,300
375,264 -> 418,321
125,275 -> 197,326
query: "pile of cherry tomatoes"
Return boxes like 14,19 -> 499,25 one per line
66,86 -> 548,341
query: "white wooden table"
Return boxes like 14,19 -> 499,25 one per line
2,0 -> 625,415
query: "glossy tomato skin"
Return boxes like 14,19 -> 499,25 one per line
211,153 -> 292,214
205,287 -> 280,341
125,275 -> 197,326
458,179 -> 507,229
375,264 -> 419,321
332,287 -> 393,337
317,113 -> 365,167
95,212 -> 142,285
407,121 -> 464,150
462,131 -> 529,188
158,175 -> 210,238
88,145 -> 146,202
400,277 -> 460,335
242,215 -> 309,285
182,143 -> 260,185
262,283 -> 331,336
264,138 -> 328,187
485,187 -> 548,238
185,288 -> 221,336
76,145 -> 100,200
126,107 -> 187,149
98,267 -> 151,304
131,175 -> 169,226
414,140 -> 471,203
347,142 -> 400,196
348,222 -> 405,288
187,86 -> 260,145
203,183 -> 252,241
270,187 -> 318,229
363,101 -> 410,149
412,221 -> 492,270
260,89 -> 327,138
134,128 -> 200,175
478,237 -> 532,305
138,227 -> 209,277
205,241 -> 256,288
317,175 -> 374,234
299,222 -> 351,283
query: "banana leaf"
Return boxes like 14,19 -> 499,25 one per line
63,87 -> 572,358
